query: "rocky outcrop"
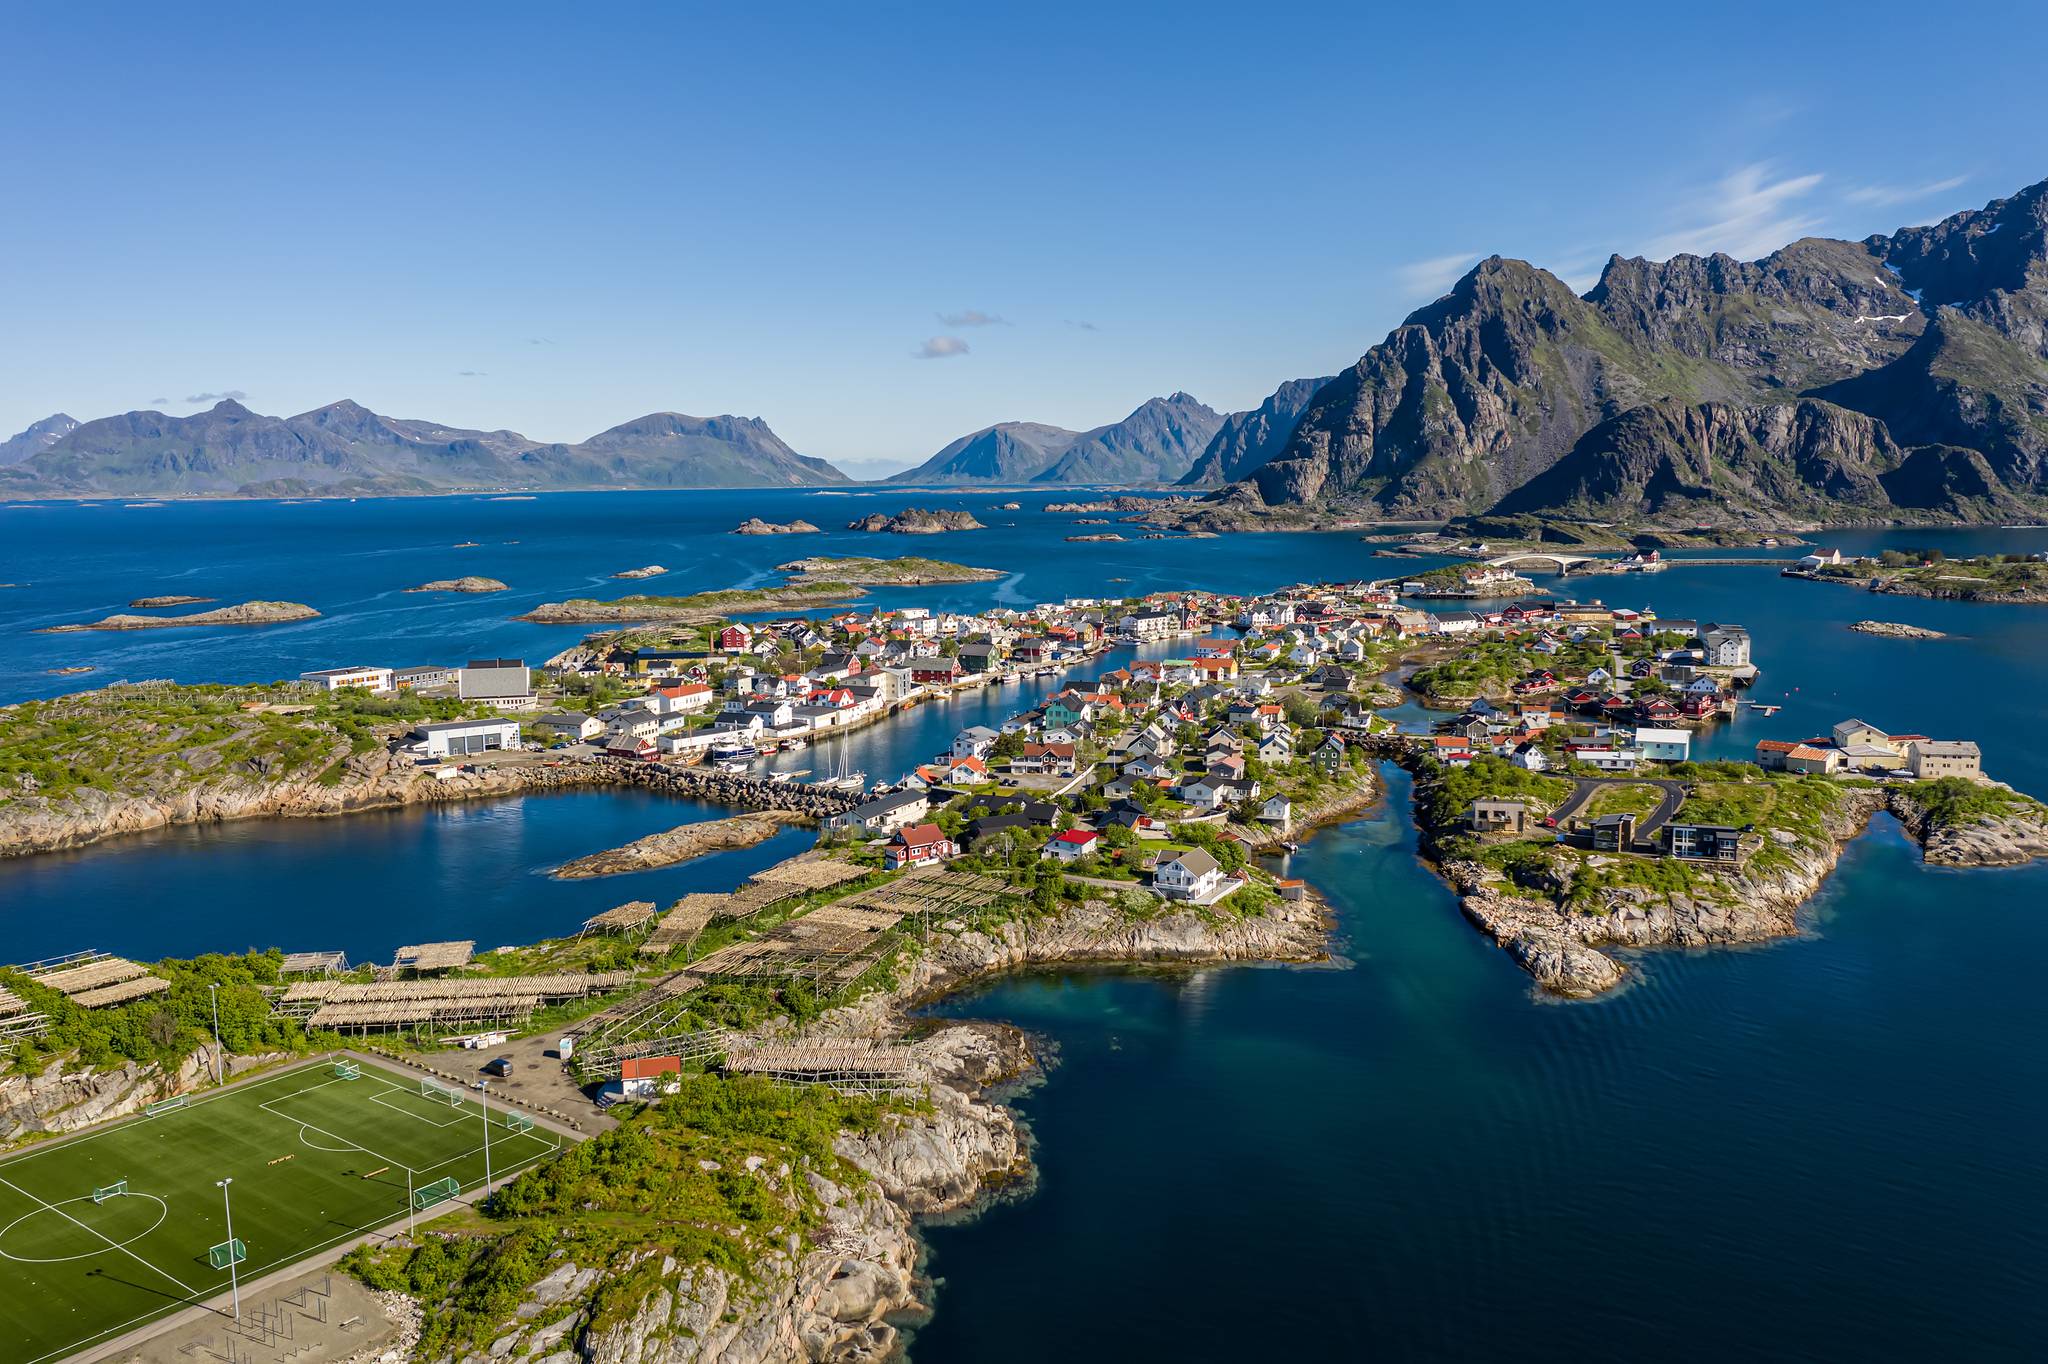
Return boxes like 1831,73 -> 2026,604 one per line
845,509 -> 985,534
1850,620 -> 1947,638
405,576 -> 508,593
1,1049 -> 286,1143
126,594 -> 214,607
733,518 -> 821,535
1885,787 -> 2048,866
467,1026 -> 1022,1364
550,811 -> 809,879
36,599 -> 320,632
612,565 -> 669,579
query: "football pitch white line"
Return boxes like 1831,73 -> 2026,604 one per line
367,1089 -> 469,1128
0,1171 -> 198,1299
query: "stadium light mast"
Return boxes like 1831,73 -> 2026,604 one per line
216,1177 -> 241,1321
207,983 -> 224,1085
479,1081 -> 493,1186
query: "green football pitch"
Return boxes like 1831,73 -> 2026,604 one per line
0,1056 -> 563,1364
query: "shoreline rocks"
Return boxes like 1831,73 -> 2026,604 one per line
36,599 -> 320,633
612,564 -> 669,579
404,576 -> 507,593
126,594 -> 214,608
1850,619 -> 1947,639
0,753 -> 858,861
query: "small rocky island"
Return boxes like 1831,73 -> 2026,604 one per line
38,600 -> 320,633
1850,620 -> 1947,639
612,564 -> 668,579
126,594 -> 215,608
520,556 -> 1001,624
732,517 -> 821,535
405,576 -> 508,594
847,508 -> 985,534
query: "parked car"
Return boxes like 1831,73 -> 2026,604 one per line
482,1056 -> 514,1078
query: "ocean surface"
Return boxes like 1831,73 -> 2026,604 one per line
6,492 -> 2048,1359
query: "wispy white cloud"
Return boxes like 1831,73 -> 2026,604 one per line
938,309 -> 1008,327
1395,252 -> 1481,299
1643,164 -> 1824,262
185,389 -> 248,404
915,335 -> 970,360
1064,319 -> 1100,331
1843,175 -> 1967,208
457,370 -> 487,377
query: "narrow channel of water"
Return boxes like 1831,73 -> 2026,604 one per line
911,765 -> 2048,1360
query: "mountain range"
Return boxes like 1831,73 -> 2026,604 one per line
1211,175 -> 2048,526
889,392 -> 1230,485
0,401 -> 849,496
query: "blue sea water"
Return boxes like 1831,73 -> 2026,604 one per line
6,493 -> 2048,1359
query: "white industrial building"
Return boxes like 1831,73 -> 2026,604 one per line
414,718 -> 522,758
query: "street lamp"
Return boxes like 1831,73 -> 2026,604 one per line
206,983 -> 223,1085
216,1177 -> 240,1321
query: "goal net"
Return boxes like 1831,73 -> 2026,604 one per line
503,1112 -> 534,1134
92,1179 -> 128,1203
334,1060 -> 362,1080
419,1079 -> 462,1107
143,1095 -> 188,1117
412,1176 -> 460,1210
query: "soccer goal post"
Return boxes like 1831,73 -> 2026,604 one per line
503,1112 -> 534,1134
143,1095 -> 188,1117
412,1176 -> 460,1210
419,1079 -> 462,1106
208,1238 -> 247,1270
334,1060 -> 362,1080
92,1179 -> 128,1203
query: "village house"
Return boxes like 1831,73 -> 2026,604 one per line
830,789 -> 932,836
1634,727 -> 1693,763
1042,828 -> 1101,863
1469,798 -> 1531,834
1153,847 -> 1223,900
885,822 -> 956,871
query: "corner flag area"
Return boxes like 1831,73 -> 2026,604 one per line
0,1056 -> 563,1364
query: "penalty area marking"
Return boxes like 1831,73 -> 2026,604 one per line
0,1192 -> 169,1264
0,1174 -> 194,1295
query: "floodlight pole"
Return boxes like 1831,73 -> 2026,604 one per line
207,983 -> 224,1084
216,1177 -> 240,1321
406,1167 -> 415,1238
480,1081 -> 493,1186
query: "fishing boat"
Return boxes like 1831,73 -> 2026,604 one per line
1746,702 -> 1782,715
707,741 -> 759,764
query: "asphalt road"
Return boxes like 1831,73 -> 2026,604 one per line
1550,776 -> 1688,838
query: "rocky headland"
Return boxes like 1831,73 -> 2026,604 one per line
551,810 -> 810,878
36,599 -> 320,632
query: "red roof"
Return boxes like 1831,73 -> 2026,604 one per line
894,822 -> 947,846
620,1056 -> 681,1080
1052,829 -> 1099,845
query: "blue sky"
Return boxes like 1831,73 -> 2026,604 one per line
3,1 -> 2043,475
